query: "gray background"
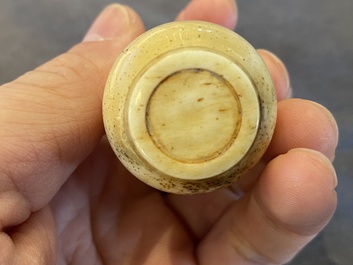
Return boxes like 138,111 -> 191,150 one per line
1,0 -> 352,264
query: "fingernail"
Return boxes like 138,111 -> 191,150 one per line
83,4 -> 134,42
176,0 -> 237,29
259,49 -> 291,99
294,148 -> 338,188
310,101 -> 339,162
227,0 -> 238,29
331,165 -> 338,188
229,182 -> 245,200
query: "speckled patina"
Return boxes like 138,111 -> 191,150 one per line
103,21 -> 277,194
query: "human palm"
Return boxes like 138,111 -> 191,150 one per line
52,139 -> 196,264
0,1 -> 338,265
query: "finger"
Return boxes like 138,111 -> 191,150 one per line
0,4 -> 144,214
236,98 -> 338,193
176,0 -> 238,30
0,206 -> 56,265
198,149 -> 337,264
266,99 -> 339,161
165,189 -> 238,239
258,49 -> 292,101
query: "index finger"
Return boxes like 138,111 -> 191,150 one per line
176,0 -> 238,30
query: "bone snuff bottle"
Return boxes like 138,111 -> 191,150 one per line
103,21 -> 277,194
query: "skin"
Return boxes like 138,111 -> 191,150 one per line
0,1 -> 338,264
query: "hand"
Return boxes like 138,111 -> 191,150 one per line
0,1 -> 338,264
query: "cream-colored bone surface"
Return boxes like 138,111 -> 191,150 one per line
103,21 -> 277,194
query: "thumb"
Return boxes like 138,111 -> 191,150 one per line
0,4 -> 144,216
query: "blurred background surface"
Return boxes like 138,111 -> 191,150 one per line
1,0 -> 352,264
